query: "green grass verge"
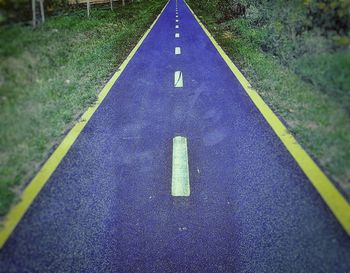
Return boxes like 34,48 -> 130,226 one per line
187,1 -> 350,197
0,0 -> 167,216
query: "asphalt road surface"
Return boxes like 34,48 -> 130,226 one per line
1,0 -> 350,272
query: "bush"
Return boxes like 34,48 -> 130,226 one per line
304,0 -> 350,34
0,0 -> 31,23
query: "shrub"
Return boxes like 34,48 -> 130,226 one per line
304,0 -> 350,34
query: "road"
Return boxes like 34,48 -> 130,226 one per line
1,0 -> 350,272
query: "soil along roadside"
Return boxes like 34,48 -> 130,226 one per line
186,0 -> 350,199
0,0 -> 168,216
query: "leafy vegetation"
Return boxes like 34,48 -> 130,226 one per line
0,0 -> 167,215
187,0 -> 350,196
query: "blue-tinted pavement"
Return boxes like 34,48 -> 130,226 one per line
1,0 -> 350,272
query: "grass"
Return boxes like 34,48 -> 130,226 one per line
0,0 -> 167,216
187,0 -> 350,197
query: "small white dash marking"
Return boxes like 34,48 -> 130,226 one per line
176,15 -> 178,18
175,33 -> 180,38
174,71 -> 183,88
176,19 -> 179,22
176,25 -> 179,29
175,47 -> 181,55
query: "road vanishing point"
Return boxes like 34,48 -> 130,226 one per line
1,0 -> 350,272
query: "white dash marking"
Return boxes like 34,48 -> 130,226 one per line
172,136 -> 190,197
175,47 -> 181,55
175,33 -> 180,38
176,25 -> 179,29
174,71 -> 183,88
176,19 -> 179,23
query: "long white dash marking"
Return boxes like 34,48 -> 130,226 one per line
172,136 -> 190,197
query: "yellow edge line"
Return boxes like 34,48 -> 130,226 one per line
0,0 -> 170,249
185,1 -> 350,235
